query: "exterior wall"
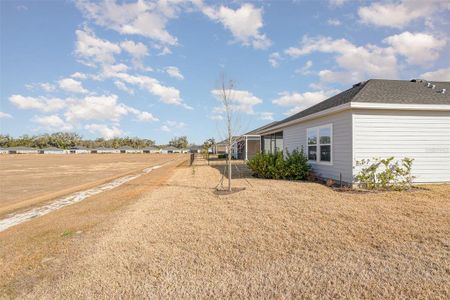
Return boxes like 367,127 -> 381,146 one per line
352,109 -> 450,183
283,110 -> 353,183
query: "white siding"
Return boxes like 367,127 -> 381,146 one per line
353,110 -> 450,183
283,111 -> 353,183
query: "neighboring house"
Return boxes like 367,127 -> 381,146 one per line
143,146 -> 160,154
213,140 -> 228,154
258,79 -> 450,184
0,148 -> 8,154
69,146 -> 90,154
232,122 -> 278,160
189,145 -> 202,153
7,147 -> 38,154
180,148 -> 190,153
118,146 -> 142,153
38,147 -> 66,154
161,146 -> 180,154
92,147 -> 120,154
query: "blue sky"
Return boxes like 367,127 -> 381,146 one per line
1,0 -> 449,144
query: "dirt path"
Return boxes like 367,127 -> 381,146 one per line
0,156 -> 187,298
19,164 -> 450,299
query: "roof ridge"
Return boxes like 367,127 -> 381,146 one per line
350,80 -> 371,102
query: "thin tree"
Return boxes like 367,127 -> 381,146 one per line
215,73 -> 241,192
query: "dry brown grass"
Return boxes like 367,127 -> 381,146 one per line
0,154 -> 182,216
8,163 -> 448,299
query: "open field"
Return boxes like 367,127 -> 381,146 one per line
0,154 -> 184,217
1,160 -> 449,298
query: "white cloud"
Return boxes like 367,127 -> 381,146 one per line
9,95 -> 65,112
269,52 -> 282,68
114,80 -> 135,94
358,0 -> 449,29
200,3 -> 271,49
329,0 -> 348,6
70,72 -> 88,80
165,66 -> 184,80
210,114 -> 224,121
135,111 -> 158,122
0,112 -> 13,119
420,66 -> 450,81
120,40 -> 149,68
32,115 -> 73,131
211,89 -> 262,114
64,94 -> 128,123
103,70 -> 192,109
75,0 -> 180,46
25,82 -> 57,92
58,78 -> 89,94
327,19 -> 341,26
260,112 -> 274,121
295,60 -> 313,75
85,123 -> 123,139
160,120 -> 186,132
75,27 -> 121,67
285,36 -> 398,83
272,89 -> 339,115
384,32 -> 446,66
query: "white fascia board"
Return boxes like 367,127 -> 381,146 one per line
350,102 -> 450,111
260,102 -> 450,135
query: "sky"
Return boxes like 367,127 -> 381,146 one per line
1,0 -> 449,144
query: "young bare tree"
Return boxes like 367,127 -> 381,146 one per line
214,73 -> 242,192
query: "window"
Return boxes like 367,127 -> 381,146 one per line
261,132 -> 283,154
307,124 -> 332,164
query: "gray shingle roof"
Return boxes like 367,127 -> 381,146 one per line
244,121 -> 279,135
264,79 -> 450,131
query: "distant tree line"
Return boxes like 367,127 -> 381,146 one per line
168,136 -> 189,149
0,132 -> 155,149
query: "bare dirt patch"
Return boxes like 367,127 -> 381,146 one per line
12,163 -> 449,299
0,154 -> 182,216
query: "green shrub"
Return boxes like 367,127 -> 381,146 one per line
217,153 -> 228,159
355,157 -> 415,191
247,148 -> 310,180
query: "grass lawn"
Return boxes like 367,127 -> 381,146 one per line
15,162 -> 449,299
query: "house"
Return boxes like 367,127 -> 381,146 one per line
180,148 -> 190,153
92,147 -> 120,154
0,148 -> 8,154
161,146 -> 180,154
69,146 -> 90,154
7,147 -> 38,154
258,79 -> 450,184
189,145 -> 202,153
38,147 -> 66,154
118,146 -> 142,153
143,146 -> 160,153
213,139 -> 231,154
232,122 -> 278,160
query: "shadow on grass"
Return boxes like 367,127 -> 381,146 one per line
209,162 -> 254,179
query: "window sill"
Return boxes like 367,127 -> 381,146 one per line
308,160 -> 333,166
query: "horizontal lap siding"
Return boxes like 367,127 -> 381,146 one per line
353,110 -> 450,183
283,111 -> 353,183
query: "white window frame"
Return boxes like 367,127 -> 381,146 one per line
306,123 -> 333,165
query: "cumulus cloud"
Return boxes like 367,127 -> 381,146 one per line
285,36 -> 398,83
272,89 -> 339,115
58,78 -> 89,94
75,0 -> 180,46
268,52 -> 282,68
32,115 -> 73,131
0,112 -> 13,119
75,27 -> 121,67
384,32 -> 446,66
358,0 -> 449,29
165,66 -> 184,80
114,80 -> 135,94
295,60 -> 313,75
211,89 -> 262,114
70,72 -> 88,80
420,66 -> 450,81
260,112 -> 274,121
199,3 -> 271,49
9,95 -> 66,112
160,120 -> 186,132
120,40 -> 149,68
25,82 -> 57,92
327,19 -> 341,26
85,123 -> 123,139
